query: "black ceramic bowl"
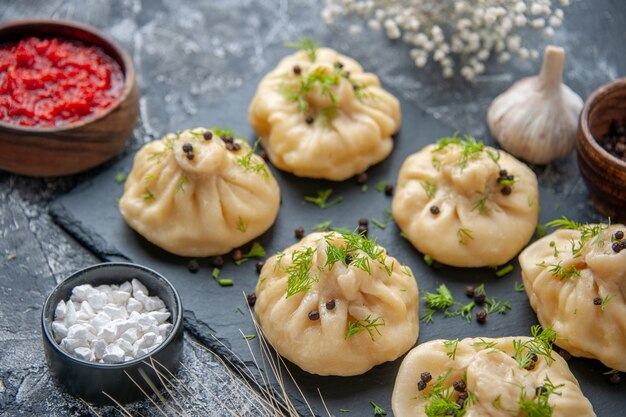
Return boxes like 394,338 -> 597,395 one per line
41,262 -> 183,404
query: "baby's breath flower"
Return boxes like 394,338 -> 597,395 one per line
322,0 -> 570,81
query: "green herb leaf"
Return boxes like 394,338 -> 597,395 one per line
457,228 -> 473,245
237,216 -> 248,233
371,218 -> 387,230
443,339 -> 459,360
375,181 -> 387,192
114,172 -> 127,184
304,189 -> 343,209
285,247 -> 318,297
361,184 -> 368,193
211,126 -> 237,138
495,264 -> 513,278
423,254 -> 434,266
285,37 -> 319,61
601,294 -> 614,311
517,375 -> 564,417
346,315 -> 385,341
472,338 -> 498,349
235,140 -> 269,178
424,284 -> 455,311
515,281 -> 525,292
177,174 -> 188,193
370,401 -> 387,417
212,268 -> 234,287
420,179 -> 437,199
313,221 -> 333,231
243,334 -> 256,341
142,188 -> 155,200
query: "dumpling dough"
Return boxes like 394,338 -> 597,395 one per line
392,138 -> 539,267
119,128 -> 280,257
254,232 -> 419,376
392,337 -> 595,417
249,47 -> 401,181
519,223 -> 626,371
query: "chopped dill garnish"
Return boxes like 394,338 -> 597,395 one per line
423,369 -> 465,417
512,325 -> 557,369
517,375 -> 564,417
472,338 -> 498,349
401,265 -> 413,277
432,133 -> 492,170
235,140 -> 269,178
243,334 -> 256,341
211,126 -> 236,138
443,339 -> 459,360
515,281 -> 525,292
420,179 -> 438,199
346,315 -> 385,340
114,172 -> 127,183
176,174 -> 188,193
236,217 -> 248,233
546,216 -> 609,251
234,242 -> 266,266
472,194 -> 489,215
234,307 -> 244,315
400,231 -> 409,239
423,254 -> 434,266
285,247 -> 318,297
371,218 -> 387,230
285,37 -> 319,61
361,184 -> 368,193
601,294 -> 614,311
375,181 -> 387,192
142,188 -> 155,200
304,189 -> 343,209
313,220 -> 333,231
383,208 -> 394,222
485,297 -> 511,315
495,264 -> 513,278
457,228 -> 474,245
212,268 -> 234,286
370,401 -> 387,417
423,283 -> 510,324
536,260 -> 581,280
323,231 -> 390,276
424,284 -> 455,311
536,224 -> 547,238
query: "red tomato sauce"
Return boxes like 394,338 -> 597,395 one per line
0,36 -> 124,128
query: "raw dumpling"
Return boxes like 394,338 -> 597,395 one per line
254,231 -> 419,376
392,136 -> 539,267
119,128 -> 280,257
248,45 -> 401,181
392,336 -> 595,417
519,221 -> 626,371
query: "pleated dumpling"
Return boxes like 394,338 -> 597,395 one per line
392,335 -> 595,417
249,44 -> 401,181
254,231 -> 419,376
392,135 -> 539,267
519,220 -> 626,371
119,128 -> 280,257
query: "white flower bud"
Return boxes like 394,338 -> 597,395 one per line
532,18 -> 545,29
515,15 -> 527,27
514,2 -> 527,13
531,3 -> 543,15
549,16 -> 562,27
443,67 -> 454,79
414,55 -> 428,68
518,47 -> 530,60
498,52 -> 511,63
543,27 -> 555,38
367,19 -> 381,31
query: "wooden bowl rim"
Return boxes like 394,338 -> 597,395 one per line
0,18 -> 136,133
579,77 -> 626,170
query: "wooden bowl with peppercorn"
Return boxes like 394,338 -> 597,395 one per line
577,77 -> 626,222
0,19 -> 138,177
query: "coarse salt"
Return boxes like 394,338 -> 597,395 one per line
52,279 -> 172,363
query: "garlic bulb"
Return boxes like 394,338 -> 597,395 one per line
487,45 -> 583,165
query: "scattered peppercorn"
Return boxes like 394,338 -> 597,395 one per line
557,347 -> 572,361
452,380 -> 467,392
231,142 -> 241,151
612,242 -> 623,253
430,205 -> 440,215
187,259 -> 199,273
420,372 -> 432,383
499,169 -> 508,177
608,372 -> 622,384
501,185 -> 512,195
529,353 -> 538,362
326,299 -> 336,310
255,260 -> 265,273
536,386 -> 548,396
474,291 -> 485,304
221,136 -> 234,143
615,230 -> 624,241
465,286 -> 475,298
182,143 -> 193,153
212,255 -> 224,268
294,226 -> 305,239
232,249 -> 243,262
457,392 -> 468,401
203,131 -> 213,140
306,115 -> 314,124
308,310 -> 320,320
357,224 -> 368,235
476,310 -> 487,323
417,380 -> 427,391
355,172 -> 368,184
384,184 -> 394,196
186,152 -> 194,160
593,296 -> 602,305
345,254 -> 353,264
293,65 -> 302,75
358,217 -> 369,226
246,292 -> 257,307
526,359 -> 537,371
455,398 -> 465,408
598,119 -> 626,161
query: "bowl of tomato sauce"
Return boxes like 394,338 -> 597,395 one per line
0,19 -> 139,177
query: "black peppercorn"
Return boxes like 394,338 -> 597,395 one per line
255,260 -> 265,273
474,291 -> 485,304
232,142 -> 241,151
593,296 -> 602,305
345,254 -> 353,264
465,286 -> 475,298
420,371 -> 432,383
501,185 -> 512,195
452,380 -> 467,392
456,398 -> 465,408
457,392 -> 468,401
529,353 -> 538,362
187,259 -> 200,273
182,143 -> 193,153
186,152 -> 194,160
384,184 -> 394,196
417,380 -> 427,391
306,115 -> 314,124
612,242 -> 623,253
232,249 -> 243,262
295,226 -> 305,239
499,169 -> 508,177
615,230 -> 624,241
536,386 -> 548,396
356,172 -> 368,184
308,310 -> 320,320
212,255 -> 224,268
430,205 -> 440,215
359,217 -> 369,226
293,65 -> 302,75
476,310 -> 487,323
326,299 -> 336,310
526,359 -> 537,370
357,224 -> 368,235
608,372 -> 622,384
247,292 -> 257,307
203,131 -> 213,140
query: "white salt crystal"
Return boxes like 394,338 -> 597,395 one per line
54,300 -> 66,320
115,339 -> 134,354
143,332 -> 157,346
103,304 -> 127,320
51,322 -> 68,342
131,279 -> 148,297
158,323 -> 172,336
110,290 -> 131,305
119,327 -> 140,344
80,301 -> 95,317
71,284 -> 94,302
61,337 -> 88,353
92,339 -> 107,360
147,311 -> 170,324
74,346 -> 94,361
126,297 -> 143,313
86,292 -> 108,310
67,324 -> 95,340
90,312 -> 110,332
102,345 -> 125,363
137,315 -> 158,332
98,322 -> 118,343
65,300 -> 77,326
119,281 -> 132,293
143,296 -> 165,312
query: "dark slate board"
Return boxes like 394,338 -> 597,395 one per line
50,73 -> 623,416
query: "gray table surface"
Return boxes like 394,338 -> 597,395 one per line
0,1 -> 624,416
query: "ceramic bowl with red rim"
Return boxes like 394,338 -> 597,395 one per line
0,19 -> 139,177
